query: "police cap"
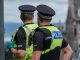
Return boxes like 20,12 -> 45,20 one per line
37,4 -> 55,19
19,5 -> 36,14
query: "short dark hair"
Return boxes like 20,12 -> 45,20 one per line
20,13 -> 34,22
38,16 -> 51,21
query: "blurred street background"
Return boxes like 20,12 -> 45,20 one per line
4,0 -> 80,60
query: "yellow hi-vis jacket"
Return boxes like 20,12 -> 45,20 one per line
39,26 -> 63,54
11,24 -> 38,60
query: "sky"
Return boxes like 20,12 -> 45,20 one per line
4,0 -> 69,23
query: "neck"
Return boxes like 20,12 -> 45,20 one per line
38,19 -> 51,26
24,20 -> 32,24
40,23 -> 50,26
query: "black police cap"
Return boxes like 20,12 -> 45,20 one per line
19,5 -> 36,14
37,4 -> 55,19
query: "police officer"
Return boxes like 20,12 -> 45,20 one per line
32,4 -> 73,60
7,5 -> 38,60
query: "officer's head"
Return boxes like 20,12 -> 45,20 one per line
37,4 -> 55,25
19,5 -> 36,23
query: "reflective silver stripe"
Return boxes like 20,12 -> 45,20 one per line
45,36 -> 52,40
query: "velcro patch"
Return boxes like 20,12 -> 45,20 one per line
18,45 -> 22,47
52,31 -> 63,39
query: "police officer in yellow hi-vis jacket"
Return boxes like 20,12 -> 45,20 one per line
7,5 -> 38,60
32,4 -> 73,60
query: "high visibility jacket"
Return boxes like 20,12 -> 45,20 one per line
11,24 -> 38,60
38,26 -> 63,54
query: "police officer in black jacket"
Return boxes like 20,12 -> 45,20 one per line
32,4 -> 73,60
7,5 -> 38,60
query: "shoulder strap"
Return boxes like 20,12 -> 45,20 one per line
35,28 -> 51,39
34,28 -> 52,51
22,25 -> 35,46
